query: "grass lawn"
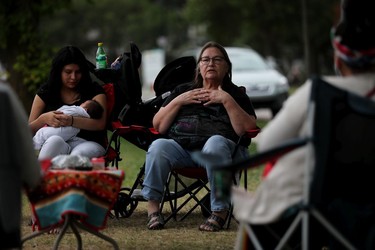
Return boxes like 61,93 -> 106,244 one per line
21,120 -> 268,249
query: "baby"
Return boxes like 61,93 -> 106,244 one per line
33,100 -> 103,150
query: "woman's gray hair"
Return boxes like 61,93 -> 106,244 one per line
193,41 -> 233,88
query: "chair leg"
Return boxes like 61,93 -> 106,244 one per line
226,205 -> 238,229
21,228 -> 51,247
275,212 -> 303,250
52,215 -> 75,250
160,172 -> 177,220
164,184 -> 207,223
162,172 -> 210,224
311,209 -> 356,250
227,170 -> 246,229
72,217 -> 120,250
22,214 -> 119,250
241,223 -> 264,250
276,208 -> 357,250
176,185 -> 208,221
68,219 -> 83,250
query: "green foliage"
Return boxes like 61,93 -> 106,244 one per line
13,48 -> 53,93
0,0 -> 73,60
0,0 -> 74,106
184,0 -> 244,46
184,0 -> 339,75
0,0 -> 340,108
39,0 -> 190,62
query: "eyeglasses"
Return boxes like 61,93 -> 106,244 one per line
200,56 -> 225,65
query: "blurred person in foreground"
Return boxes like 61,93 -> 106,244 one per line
141,41 -> 257,231
0,80 -> 41,248
232,0 -> 375,249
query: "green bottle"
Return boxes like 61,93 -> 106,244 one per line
96,42 -> 107,69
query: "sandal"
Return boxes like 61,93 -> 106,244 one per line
147,212 -> 164,230
199,213 -> 227,232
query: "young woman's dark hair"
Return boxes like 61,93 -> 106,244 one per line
40,46 -> 93,102
193,41 -> 233,88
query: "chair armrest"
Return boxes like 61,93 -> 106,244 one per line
231,127 -> 261,157
244,126 -> 261,138
107,123 -> 162,151
217,137 -> 309,172
192,137 -> 309,200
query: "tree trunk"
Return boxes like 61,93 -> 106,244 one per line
8,69 -> 34,114
3,54 -> 34,114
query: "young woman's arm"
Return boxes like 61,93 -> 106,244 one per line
60,93 -> 107,131
29,95 -> 63,135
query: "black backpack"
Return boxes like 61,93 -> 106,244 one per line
117,55 -> 196,127
90,43 -> 196,128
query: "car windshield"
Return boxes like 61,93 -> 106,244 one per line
228,50 -> 270,72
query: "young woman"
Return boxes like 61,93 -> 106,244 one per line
29,45 -> 107,160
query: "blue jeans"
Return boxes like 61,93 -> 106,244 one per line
141,135 -> 249,212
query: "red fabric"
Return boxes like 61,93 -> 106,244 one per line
102,83 -> 118,166
262,158 -> 277,178
103,83 -> 115,117
245,127 -> 261,138
27,169 -> 125,230
104,147 -> 118,165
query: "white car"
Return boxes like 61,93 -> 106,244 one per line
182,47 -> 289,117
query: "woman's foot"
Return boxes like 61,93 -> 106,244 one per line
199,211 -> 227,232
147,212 -> 164,230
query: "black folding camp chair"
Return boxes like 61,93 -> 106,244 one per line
93,44 -> 261,226
93,47 -> 211,219
196,77 -> 375,249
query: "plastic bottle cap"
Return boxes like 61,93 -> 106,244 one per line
98,42 -> 103,46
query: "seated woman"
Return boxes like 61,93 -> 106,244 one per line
0,80 -> 41,248
141,41 -> 257,231
232,1 -> 375,248
29,45 -> 107,160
